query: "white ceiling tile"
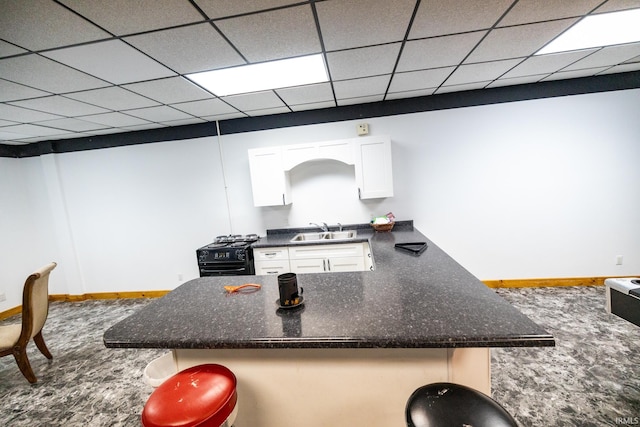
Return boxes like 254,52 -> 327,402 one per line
594,0 -> 640,13
502,49 -> 598,78
216,5 -> 320,62
0,0 -> 109,50
388,67 -> 456,93
0,79 -> 50,102
65,87 -> 160,111
125,23 -> 245,74
161,118 -> 206,127
397,32 -> 486,71
386,88 -> 437,100
599,62 -> 640,74
1,123 -> 70,138
289,101 -> 336,111
123,77 -> 213,105
9,96 -> 109,117
0,103 -> 64,123
316,0 -> 415,51
445,59 -> 522,86
0,119 -> 20,127
124,106 -> 193,122
36,117 -> 109,132
410,0 -> 513,38
337,94 -> 384,106
194,0 -> 301,19
172,99 -> 239,117
276,83 -> 334,105
0,40 -> 27,57
499,0 -> 605,26
42,40 -> 175,85
0,128 -> 32,141
487,74 -> 548,88
122,123 -> 167,132
542,67 -> 610,81
222,92 -> 286,111
246,106 -> 291,117
81,112 -> 151,127
436,81 -> 491,94
327,43 -> 401,80
333,75 -> 390,100
59,0 -> 205,35
624,54 -> 640,64
563,43 -> 640,71
466,19 -> 578,62
201,112 -> 246,121
0,54 -> 110,93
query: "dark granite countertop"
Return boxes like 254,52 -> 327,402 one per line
103,221 -> 554,349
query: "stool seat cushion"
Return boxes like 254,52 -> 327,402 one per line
406,382 -> 517,427
142,364 -> 237,427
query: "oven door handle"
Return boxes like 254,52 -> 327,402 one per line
201,267 -> 248,273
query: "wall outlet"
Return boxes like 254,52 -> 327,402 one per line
616,255 -> 623,265
0,292 -> 6,302
357,123 -> 369,136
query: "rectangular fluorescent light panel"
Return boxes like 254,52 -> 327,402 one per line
536,8 -> 640,55
186,54 -> 328,96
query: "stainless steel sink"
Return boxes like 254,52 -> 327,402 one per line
290,230 -> 357,242
289,232 -> 327,242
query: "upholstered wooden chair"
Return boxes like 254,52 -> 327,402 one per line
0,262 -> 57,383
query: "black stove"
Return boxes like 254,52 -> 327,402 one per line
196,234 -> 260,276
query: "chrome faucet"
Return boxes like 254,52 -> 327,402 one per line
310,222 -> 329,232
337,223 -> 343,231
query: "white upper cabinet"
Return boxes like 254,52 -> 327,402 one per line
248,135 -> 393,207
353,135 -> 394,199
247,146 -> 291,207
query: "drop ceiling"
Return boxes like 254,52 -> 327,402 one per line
1,0 -> 640,146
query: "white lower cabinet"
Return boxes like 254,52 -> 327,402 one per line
253,247 -> 291,275
254,242 -> 373,275
289,242 -> 372,273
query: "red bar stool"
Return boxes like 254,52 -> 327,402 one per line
142,364 -> 238,427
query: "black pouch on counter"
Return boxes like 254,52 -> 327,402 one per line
394,242 -> 427,256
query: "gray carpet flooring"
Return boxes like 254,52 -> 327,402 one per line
1,286 -> 638,426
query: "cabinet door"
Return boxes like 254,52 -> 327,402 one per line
290,258 -> 326,274
255,260 -> 291,275
327,256 -> 366,272
353,136 -> 393,199
248,147 -> 291,206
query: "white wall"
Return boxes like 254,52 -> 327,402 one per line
1,88 -> 639,308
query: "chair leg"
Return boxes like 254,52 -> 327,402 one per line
13,347 -> 37,384
34,331 -> 53,360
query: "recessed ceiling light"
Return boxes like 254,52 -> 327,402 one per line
536,8 -> 640,55
185,54 -> 328,96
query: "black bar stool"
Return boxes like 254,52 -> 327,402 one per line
406,382 -> 518,427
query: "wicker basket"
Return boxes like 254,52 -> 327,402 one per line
370,222 -> 395,232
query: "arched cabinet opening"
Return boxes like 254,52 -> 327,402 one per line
248,135 -> 393,207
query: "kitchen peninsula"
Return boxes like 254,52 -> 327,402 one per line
104,221 -> 553,426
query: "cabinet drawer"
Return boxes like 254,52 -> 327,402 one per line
254,260 -> 291,275
289,243 -> 365,260
253,247 -> 290,261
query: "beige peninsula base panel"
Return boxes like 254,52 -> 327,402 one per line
175,347 -> 490,427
